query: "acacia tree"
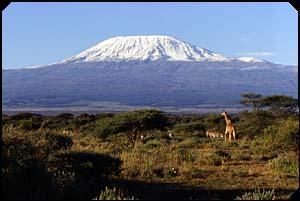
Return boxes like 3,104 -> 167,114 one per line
240,93 -> 263,110
96,110 -> 171,146
259,95 -> 298,115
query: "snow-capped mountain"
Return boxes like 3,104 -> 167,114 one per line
58,35 -> 237,63
3,35 -> 298,110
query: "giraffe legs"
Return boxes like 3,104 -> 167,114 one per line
224,130 -> 228,142
228,131 -> 232,142
232,129 -> 236,141
225,130 -> 234,142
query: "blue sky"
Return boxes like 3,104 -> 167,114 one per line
2,2 -> 298,69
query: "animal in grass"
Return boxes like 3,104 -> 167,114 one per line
168,132 -> 175,138
206,131 -> 224,138
221,111 -> 236,142
62,128 -> 73,136
140,134 -> 147,144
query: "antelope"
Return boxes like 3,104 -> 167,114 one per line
168,132 -> 174,138
62,128 -> 73,136
206,131 -> 224,138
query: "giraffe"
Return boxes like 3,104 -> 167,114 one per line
221,111 -> 236,142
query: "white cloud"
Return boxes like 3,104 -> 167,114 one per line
236,52 -> 274,56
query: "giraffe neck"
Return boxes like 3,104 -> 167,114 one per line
224,114 -> 231,125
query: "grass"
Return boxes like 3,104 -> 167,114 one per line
93,186 -> 138,200
2,110 -> 299,200
269,152 -> 299,178
235,189 -> 276,200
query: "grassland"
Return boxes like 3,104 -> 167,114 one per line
2,109 -> 299,200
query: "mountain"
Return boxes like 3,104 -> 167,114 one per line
58,35 -> 235,63
2,35 -> 298,110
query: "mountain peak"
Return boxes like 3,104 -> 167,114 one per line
58,35 -> 238,64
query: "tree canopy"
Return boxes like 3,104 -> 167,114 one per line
95,109 -> 171,138
240,93 -> 298,115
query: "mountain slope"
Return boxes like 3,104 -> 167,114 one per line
58,35 -> 246,64
2,35 -> 298,109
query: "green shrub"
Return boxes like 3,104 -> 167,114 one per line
201,114 -> 224,133
231,151 -> 251,161
235,110 -> 274,138
269,152 -> 299,178
47,151 -> 122,199
177,137 -> 203,149
214,149 -> 231,160
45,133 -> 73,150
95,117 -> 127,138
95,110 -> 171,138
177,148 -> 196,163
207,153 -> 222,166
93,186 -> 137,200
263,117 -> 299,152
172,122 -> 205,134
144,138 -> 162,149
2,137 -> 56,200
11,112 -> 42,120
249,137 -> 269,155
197,152 -> 222,166
95,113 -> 115,120
41,117 -> 72,130
55,113 -> 74,119
250,117 -> 299,155
18,119 -> 41,131
235,189 -> 276,200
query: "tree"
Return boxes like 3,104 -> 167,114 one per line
240,93 -> 263,110
260,95 -> 298,115
95,110 -> 171,146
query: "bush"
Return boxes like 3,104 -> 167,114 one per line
93,186 -> 137,200
214,149 -> 231,160
144,138 -> 162,149
235,189 -> 276,200
177,137 -> 203,149
95,109 -> 171,138
2,137 -> 56,200
172,122 -> 205,134
47,151 -> 122,199
263,117 -> 299,153
11,112 -> 42,120
177,148 -> 196,163
45,133 -> 73,151
201,114 -> 224,133
249,117 -> 299,156
56,113 -> 74,119
18,119 -> 41,131
235,110 -> 274,138
197,152 -> 222,166
231,151 -> 251,161
120,148 -> 156,179
41,117 -> 72,130
269,152 -> 299,178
